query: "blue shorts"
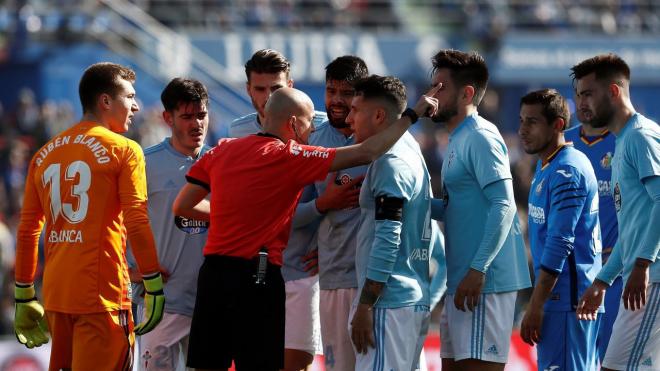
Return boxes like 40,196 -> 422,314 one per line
598,276 -> 623,362
537,311 -> 600,371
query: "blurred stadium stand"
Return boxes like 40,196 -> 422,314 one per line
0,1 -> 659,368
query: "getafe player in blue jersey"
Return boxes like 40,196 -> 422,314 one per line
576,54 -> 660,371
428,50 -> 531,371
565,103 -> 620,362
519,89 -> 602,371
347,75 -> 440,370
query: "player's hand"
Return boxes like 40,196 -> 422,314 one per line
454,268 -> 485,311
134,272 -> 165,336
302,249 -> 319,276
14,283 -> 49,349
622,259 -> 650,311
315,173 -> 364,213
577,280 -> 607,320
350,304 -> 375,354
413,83 -> 442,118
520,304 -> 544,346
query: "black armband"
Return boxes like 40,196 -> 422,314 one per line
375,195 -> 404,221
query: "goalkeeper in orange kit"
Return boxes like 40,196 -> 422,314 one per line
13,62 -> 165,370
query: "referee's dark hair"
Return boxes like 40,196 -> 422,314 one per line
244,49 -> 291,81
570,53 -> 631,88
353,75 -> 407,119
432,49 -> 489,106
325,55 -> 369,84
161,78 -> 209,112
520,88 -> 570,130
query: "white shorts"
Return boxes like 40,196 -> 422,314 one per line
349,305 -> 431,371
603,283 -> 660,371
439,291 -> 517,363
136,310 -> 191,371
285,275 -> 322,355
320,288 -> 357,371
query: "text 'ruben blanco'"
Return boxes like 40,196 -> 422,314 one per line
35,135 -> 111,167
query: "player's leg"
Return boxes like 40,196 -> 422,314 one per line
138,312 -> 192,371
444,292 -> 517,371
283,275 -> 322,371
598,276 -> 623,362
350,305 -> 430,371
320,288 -> 357,371
439,301 -> 459,371
72,310 -> 135,371
602,283 -> 660,371
45,311 -> 74,371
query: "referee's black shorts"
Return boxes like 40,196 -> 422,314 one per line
187,254 -> 285,371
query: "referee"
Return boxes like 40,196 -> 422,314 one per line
173,87 -> 438,371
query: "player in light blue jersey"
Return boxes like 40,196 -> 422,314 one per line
575,54 -> 660,371
129,78 -> 211,370
309,56 -> 369,371
565,110 -> 621,362
519,89 -> 602,371
427,50 -> 531,371
348,75 -> 441,371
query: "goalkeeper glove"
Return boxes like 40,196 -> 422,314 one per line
14,283 -> 49,348
134,272 -> 165,335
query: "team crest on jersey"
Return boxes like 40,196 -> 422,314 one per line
613,183 -> 621,212
535,178 -> 545,195
441,183 -> 449,206
337,173 -> 352,185
447,150 -> 456,167
600,152 -> 613,169
174,216 -> 209,234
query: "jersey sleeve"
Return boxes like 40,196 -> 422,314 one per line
118,139 -> 160,275
630,129 -> 660,181
366,156 -> 413,283
283,141 -> 336,187
15,157 -> 46,284
466,130 -> 513,189
186,146 -> 215,190
638,175 -> 660,262
596,239 -> 624,285
540,165 -> 588,274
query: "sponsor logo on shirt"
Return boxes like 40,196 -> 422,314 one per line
600,151 -> 613,169
528,203 -> 545,224
302,148 -> 330,159
613,183 -> 621,212
544,366 -> 559,371
48,229 -> 83,243
409,248 -> 429,261
598,180 -> 612,196
174,216 -> 209,234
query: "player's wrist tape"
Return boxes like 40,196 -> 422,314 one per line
15,284 -> 37,302
142,273 -> 164,294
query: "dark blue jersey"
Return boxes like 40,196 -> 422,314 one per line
528,144 -> 603,312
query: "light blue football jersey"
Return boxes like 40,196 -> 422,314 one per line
129,138 -> 210,316
528,144 -> 603,312
309,123 -> 368,289
565,126 -> 618,258
598,113 -> 660,284
228,110 -> 329,282
440,113 -> 531,294
355,132 -> 433,308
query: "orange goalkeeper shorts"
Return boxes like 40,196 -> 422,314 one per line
46,310 -> 135,371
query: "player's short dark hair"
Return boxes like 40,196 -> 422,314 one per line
325,56 -> 369,84
520,88 -> 570,130
79,62 -> 136,114
431,49 -> 489,105
244,49 -> 290,81
570,53 -> 630,87
354,75 -> 407,116
161,78 -> 209,112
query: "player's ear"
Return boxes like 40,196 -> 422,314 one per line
553,118 -> 565,132
463,85 -> 475,104
100,93 -> 112,110
287,79 -> 294,88
608,83 -> 621,99
162,110 -> 174,127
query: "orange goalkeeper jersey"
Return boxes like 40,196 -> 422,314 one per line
15,121 -> 160,314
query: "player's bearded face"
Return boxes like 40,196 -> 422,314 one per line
576,74 -> 615,129
431,92 -> 459,123
325,80 -> 355,129
247,72 -> 291,121
169,101 -> 209,154
581,94 -> 615,129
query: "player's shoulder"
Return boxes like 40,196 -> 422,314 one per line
143,140 -> 168,157
230,112 -> 258,127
